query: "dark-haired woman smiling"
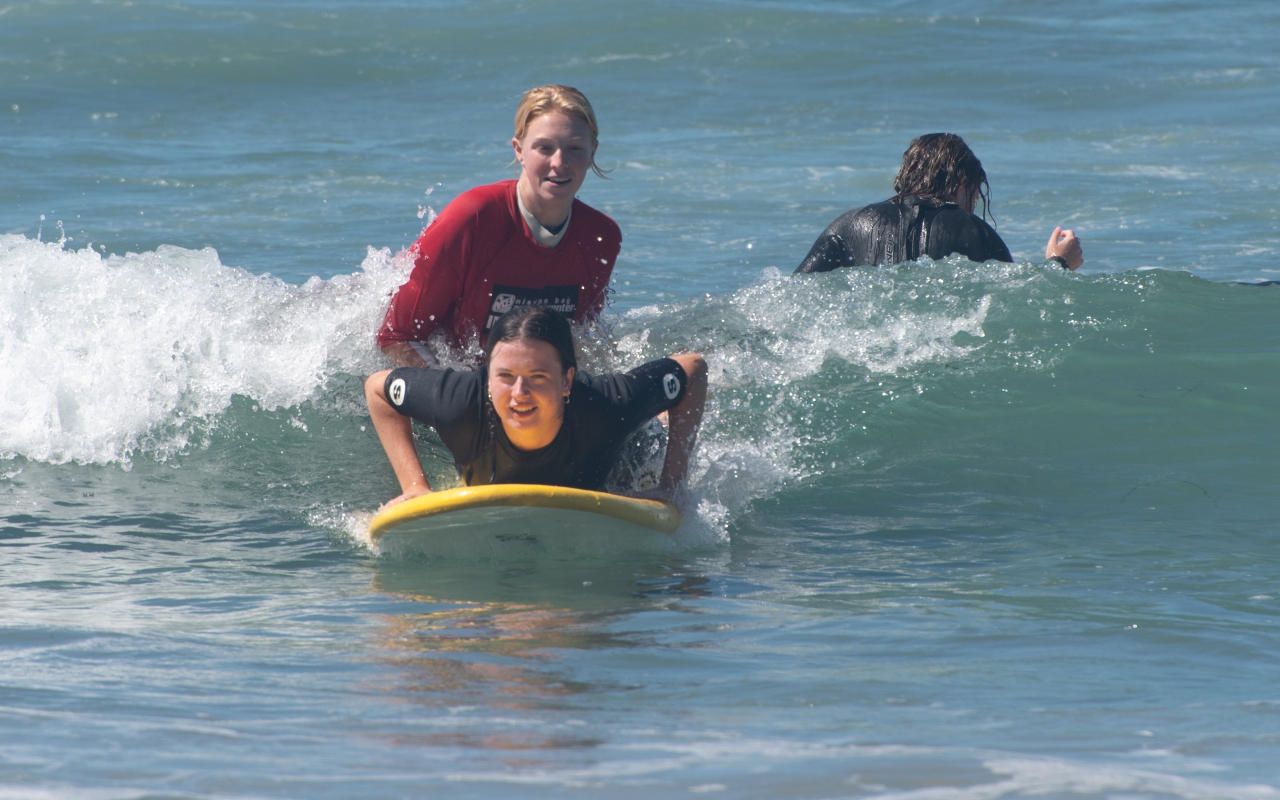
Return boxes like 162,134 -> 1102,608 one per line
365,306 -> 708,508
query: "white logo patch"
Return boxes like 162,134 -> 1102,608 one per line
662,373 -> 681,400
389,378 -> 406,407
491,293 -> 516,314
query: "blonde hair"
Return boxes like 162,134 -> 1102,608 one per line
513,84 -> 606,178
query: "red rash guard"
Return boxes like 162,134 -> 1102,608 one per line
376,180 -> 622,350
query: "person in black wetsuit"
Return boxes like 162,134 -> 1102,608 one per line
795,133 -> 1083,274
364,305 -> 708,508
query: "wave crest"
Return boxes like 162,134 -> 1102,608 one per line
0,235 -> 409,464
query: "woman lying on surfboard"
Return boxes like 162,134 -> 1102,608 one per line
365,305 -> 708,508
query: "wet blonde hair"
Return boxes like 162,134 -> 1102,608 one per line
513,84 -> 606,178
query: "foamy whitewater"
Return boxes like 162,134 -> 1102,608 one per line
2,1 -> 1279,798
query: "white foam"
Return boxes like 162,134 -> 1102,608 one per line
0,239 -> 1031,543
438,739 -> 1277,799
0,234 -> 412,465
0,788 -> 151,800
613,259 -> 1005,536
1122,164 -> 1200,180
625,262 -> 996,386
871,756 -> 1280,800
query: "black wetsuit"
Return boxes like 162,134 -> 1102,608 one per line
383,358 -> 688,491
794,195 -> 1012,274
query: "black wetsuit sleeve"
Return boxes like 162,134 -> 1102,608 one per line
795,207 -> 871,273
585,358 -> 689,433
383,367 -> 484,463
795,232 -> 850,274
978,218 -> 1013,263
796,203 -> 909,272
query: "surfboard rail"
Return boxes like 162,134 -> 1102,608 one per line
368,484 -> 681,541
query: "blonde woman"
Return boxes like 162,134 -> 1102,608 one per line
378,85 -> 621,366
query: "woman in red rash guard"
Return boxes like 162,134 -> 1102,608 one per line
377,85 -> 622,367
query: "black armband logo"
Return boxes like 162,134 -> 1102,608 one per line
663,372 -> 681,400
388,377 -> 406,407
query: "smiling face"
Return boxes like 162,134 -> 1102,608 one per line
487,337 -> 576,451
512,110 -> 596,227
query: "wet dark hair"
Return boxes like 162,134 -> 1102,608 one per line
892,133 -> 991,220
483,305 -> 577,373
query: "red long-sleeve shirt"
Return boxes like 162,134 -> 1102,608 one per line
376,180 -> 622,350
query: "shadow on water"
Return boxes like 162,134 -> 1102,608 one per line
371,550 -> 713,607
364,552 -> 712,750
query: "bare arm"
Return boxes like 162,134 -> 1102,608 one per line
1046,226 -> 1084,270
381,342 -> 432,368
364,370 -> 434,508
655,352 -> 708,501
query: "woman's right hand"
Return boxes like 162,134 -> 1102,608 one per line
366,370 -> 434,509
380,484 -> 434,511
1046,226 -> 1084,270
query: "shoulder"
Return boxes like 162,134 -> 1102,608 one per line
796,202 -> 889,274
443,180 -> 516,219
862,198 -> 907,221
928,207 -> 1012,262
584,357 -> 686,406
390,365 -> 481,393
972,215 -> 1012,260
933,206 -> 1002,241
569,198 -> 622,248
817,201 -> 900,242
970,213 -> 1002,238
930,204 -> 978,228
412,182 -> 518,255
857,199 -> 900,218
387,367 -> 482,418
828,199 -> 898,230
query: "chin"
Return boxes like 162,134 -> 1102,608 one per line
502,414 -> 541,431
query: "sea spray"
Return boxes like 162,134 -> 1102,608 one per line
6,235 -> 1274,553
0,234 -> 413,465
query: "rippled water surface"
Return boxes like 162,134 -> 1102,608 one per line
3,1 -> 1279,797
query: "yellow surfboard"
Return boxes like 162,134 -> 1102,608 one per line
368,484 -> 680,556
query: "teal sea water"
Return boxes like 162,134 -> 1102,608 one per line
3,1 -> 1279,797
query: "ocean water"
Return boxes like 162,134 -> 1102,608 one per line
3,1 -> 1279,797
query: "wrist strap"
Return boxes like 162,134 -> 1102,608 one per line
1048,255 -> 1069,269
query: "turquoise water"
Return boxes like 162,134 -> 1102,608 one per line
3,1 -> 1279,797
